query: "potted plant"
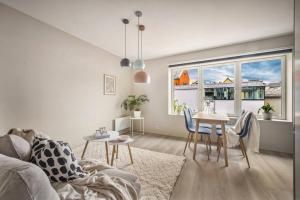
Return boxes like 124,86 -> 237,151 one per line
258,103 -> 274,120
173,100 -> 187,114
121,95 -> 149,118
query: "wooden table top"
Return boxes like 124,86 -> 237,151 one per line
192,112 -> 230,122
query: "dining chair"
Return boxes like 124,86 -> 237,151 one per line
216,112 -> 252,168
183,108 -> 212,159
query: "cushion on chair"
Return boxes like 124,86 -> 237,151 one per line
190,126 -> 212,134
0,134 -> 31,161
30,137 -> 86,182
0,154 -> 59,200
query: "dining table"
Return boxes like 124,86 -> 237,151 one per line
192,112 -> 230,167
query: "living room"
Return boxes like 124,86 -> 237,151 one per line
0,0 -> 299,200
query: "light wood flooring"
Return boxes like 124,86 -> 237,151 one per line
130,133 -> 293,200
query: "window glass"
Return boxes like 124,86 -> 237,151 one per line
172,68 -> 199,113
241,59 -> 282,116
203,64 -> 235,114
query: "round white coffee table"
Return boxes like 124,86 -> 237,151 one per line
108,135 -> 134,166
81,131 -> 120,164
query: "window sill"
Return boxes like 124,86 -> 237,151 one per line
169,113 -> 292,123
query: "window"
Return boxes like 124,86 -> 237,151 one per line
169,52 -> 289,119
241,58 -> 284,117
172,67 -> 199,113
203,64 -> 235,114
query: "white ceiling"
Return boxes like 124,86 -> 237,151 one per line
0,0 -> 294,60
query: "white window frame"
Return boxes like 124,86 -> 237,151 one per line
168,53 -> 289,120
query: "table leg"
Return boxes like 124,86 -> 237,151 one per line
81,141 -> 89,160
142,118 -> 144,134
131,119 -> 133,136
105,141 -> 109,165
193,119 -> 200,160
128,144 -> 133,164
140,119 -> 141,133
111,145 -> 115,166
221,122 -> 228,167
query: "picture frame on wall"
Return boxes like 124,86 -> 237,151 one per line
104,74 -> 116,95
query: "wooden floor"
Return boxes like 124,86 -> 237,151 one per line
130,133 -> 293,200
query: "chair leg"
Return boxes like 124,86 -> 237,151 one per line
188,133 -> 193,147
205,135 -> 210,160
240,142 -> 245,157
183,132 -> 191,155
217,136 -> 222,162
116,144 -> 119,159
240,138 -> 250,168
208,135 -> 212,152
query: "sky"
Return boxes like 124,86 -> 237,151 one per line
241,59 -> 282,83
174,59 -> 282,84
203,64 -> 235,83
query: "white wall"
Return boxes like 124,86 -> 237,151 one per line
0,3 -> 131,146
133,34 -> 294,153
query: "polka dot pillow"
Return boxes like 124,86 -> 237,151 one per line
30,137 -> 86,182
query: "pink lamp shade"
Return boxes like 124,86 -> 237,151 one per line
134,70 -> 150,84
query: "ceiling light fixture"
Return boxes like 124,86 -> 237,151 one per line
120,18 -> 130,67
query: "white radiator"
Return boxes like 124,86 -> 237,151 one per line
114,116 -> 130,133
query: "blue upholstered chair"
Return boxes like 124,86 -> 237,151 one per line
183,108 -> 212,159
217,112 -> 252,168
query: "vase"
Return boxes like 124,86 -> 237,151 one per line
263,112 -> 272,120
134,111 -> 141,118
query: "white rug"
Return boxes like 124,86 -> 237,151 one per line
73,142 -> 185,200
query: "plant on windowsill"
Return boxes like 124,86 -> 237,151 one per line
121,95 -> 149,118
173,99 -> 187,115
258,103 -> 274,120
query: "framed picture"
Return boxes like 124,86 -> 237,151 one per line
104,74 -> 116,95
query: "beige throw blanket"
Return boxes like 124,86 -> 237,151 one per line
226,112 -> 260,153
52,159 -> 138,200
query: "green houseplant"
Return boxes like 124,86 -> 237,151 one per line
173,99 -> 187,114
258,103 -> 274,120
121,95 -> 149,117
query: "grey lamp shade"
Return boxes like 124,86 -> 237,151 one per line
120,58 -> 130,67
134,70 -> 150,83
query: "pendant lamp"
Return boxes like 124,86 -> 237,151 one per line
132,11 -> 145,70
134,70 -> 151,84
120,18 -> 130,67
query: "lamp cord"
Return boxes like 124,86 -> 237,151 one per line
141,29 -> 143,60
124,23 -> 127,58
137,16 -> 140,59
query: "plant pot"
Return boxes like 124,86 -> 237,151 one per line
134,111 -> 141,118
263,112 -> 272,120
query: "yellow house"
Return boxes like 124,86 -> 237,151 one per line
223,77 -> 233,84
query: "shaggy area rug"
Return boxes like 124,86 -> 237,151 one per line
73,142 -> 185,200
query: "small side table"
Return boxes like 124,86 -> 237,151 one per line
109,135 -> 134,166
130,117 -> 144,136
81,131 -> 120,165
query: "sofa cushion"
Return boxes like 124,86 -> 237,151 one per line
0,154 -> 59,200
8,128 -> 49,145
30,137 -> 86,182
0,134 -> 31,161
